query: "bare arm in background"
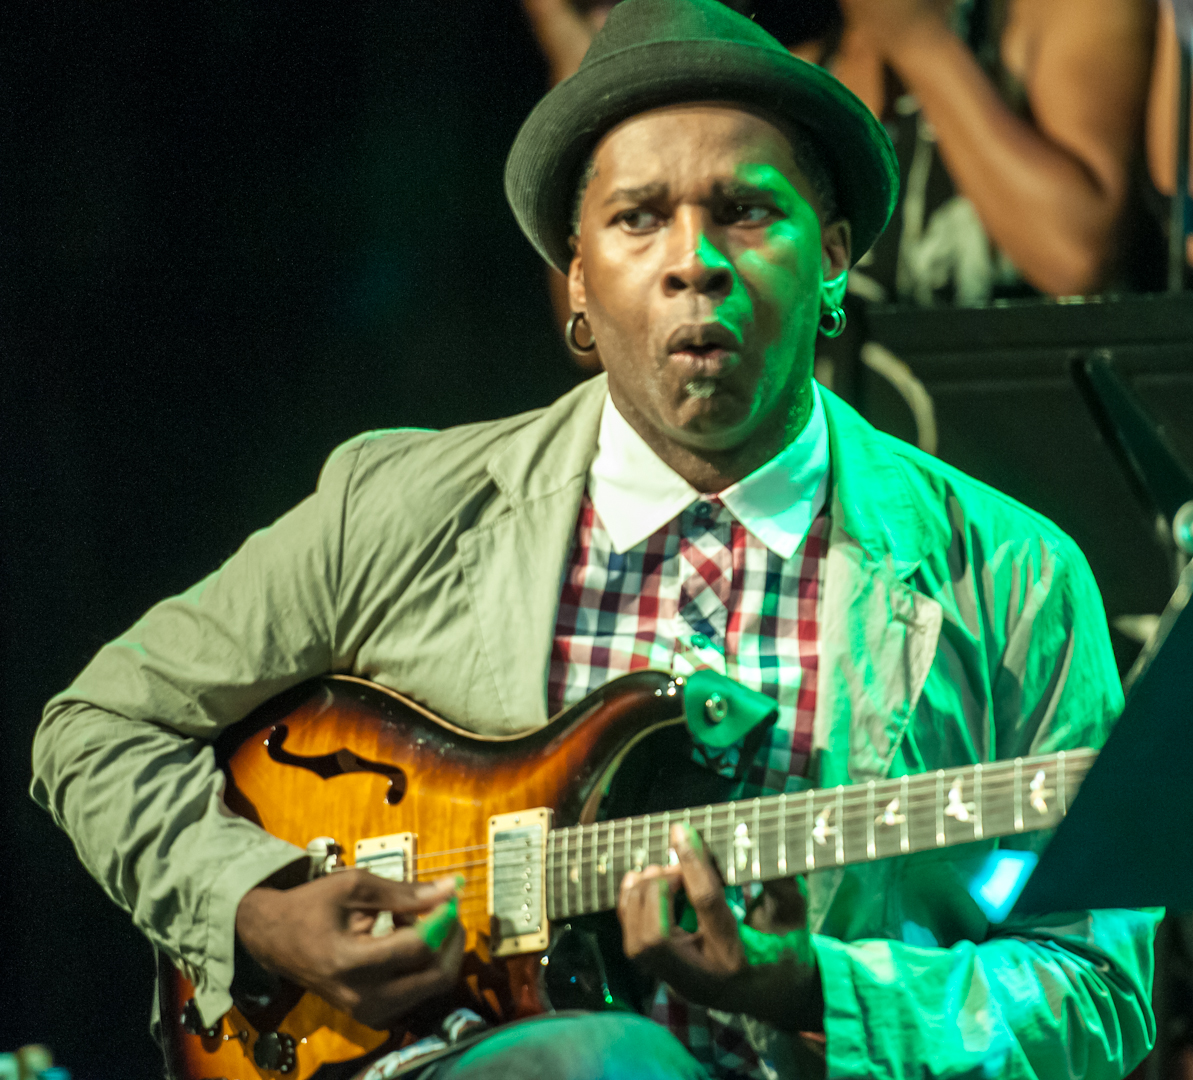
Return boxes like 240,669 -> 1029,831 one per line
1147,2 -> 1193,263
521,0 -> 613,369
829,0 -> 1154,296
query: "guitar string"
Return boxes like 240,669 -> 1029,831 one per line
419,778 -> 1070,916
540,777 -> 1087,896
389,755 -> 1093,921
414,786 -> 1077,905
404,787 -> 1089,897
556,807 -> 1068,874
517,770 -> 1084,868
425,789 -> 1080,882
403,760 -> 1090,870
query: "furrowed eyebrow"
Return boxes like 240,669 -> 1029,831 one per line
600,178 -> 783,208
603,182 -> 668,206
713,180 -> 778,201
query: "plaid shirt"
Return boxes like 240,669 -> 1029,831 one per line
548,491 -> 829,1079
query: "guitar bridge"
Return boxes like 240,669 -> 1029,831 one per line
488,808 -> 551,956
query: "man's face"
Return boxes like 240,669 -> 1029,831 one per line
569,103 -> 850,456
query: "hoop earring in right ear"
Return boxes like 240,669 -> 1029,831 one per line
565,312 -> 598,356
818,305 -> 847,339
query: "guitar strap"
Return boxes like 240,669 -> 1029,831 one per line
682,669 -> 781,784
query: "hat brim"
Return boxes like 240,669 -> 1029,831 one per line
505,39 -> 899,273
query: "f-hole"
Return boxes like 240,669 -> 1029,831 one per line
265,724 -> 407,805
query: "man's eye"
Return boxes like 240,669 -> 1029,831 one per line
617,209 -> 662,231
726,203 -> 774,225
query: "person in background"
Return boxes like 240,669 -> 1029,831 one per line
523,0 -> 621,370
524,0 -> 1159,310
1148,0 -> 1193,268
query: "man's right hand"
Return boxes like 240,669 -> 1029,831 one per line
235,868 -> 464,1029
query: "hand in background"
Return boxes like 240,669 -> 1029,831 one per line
617,824 -> 823,1031
837,0 -> 953,58
235,868 -> 463,1029
522,0 -> 615,85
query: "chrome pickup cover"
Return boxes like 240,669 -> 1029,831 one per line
488,808 -> 551,955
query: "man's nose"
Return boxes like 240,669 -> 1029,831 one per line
662,211 -> 734,300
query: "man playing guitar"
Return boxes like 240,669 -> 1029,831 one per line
31,1 -> 1157,1077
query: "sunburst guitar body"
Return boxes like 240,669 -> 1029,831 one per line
160,671 -> 705,1080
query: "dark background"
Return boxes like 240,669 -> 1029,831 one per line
3,3 -> 1190,1079
3,4 -> 588,1076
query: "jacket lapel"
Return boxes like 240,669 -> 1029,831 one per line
814,391 -> 946,784
457,376 -> 607,732
814,527 -> 943,784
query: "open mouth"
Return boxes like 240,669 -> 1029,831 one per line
675,342 -> 730,360
666,322 -> 742,381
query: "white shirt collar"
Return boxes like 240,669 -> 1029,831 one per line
588,383 -> 830,559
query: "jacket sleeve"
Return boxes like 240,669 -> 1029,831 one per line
811,535 -> 1159,1080
29,438 -> 368,1026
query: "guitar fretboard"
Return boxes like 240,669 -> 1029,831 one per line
538,749 -> 1096,920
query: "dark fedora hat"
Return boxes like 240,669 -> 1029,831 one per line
505,0 -> 899,273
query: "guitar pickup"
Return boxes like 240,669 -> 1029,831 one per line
356,831 -> 417,881
356,832 -> 416,937
488,809 -> 551,956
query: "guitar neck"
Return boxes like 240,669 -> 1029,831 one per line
543,749 -> 1097,920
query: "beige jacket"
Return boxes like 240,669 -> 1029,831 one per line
31,375 -> 1156,1078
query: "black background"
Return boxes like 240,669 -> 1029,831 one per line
3,4 -> 589,1076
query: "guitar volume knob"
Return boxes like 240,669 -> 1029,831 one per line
253,1030 -> 297,1073
179,997 -> 221,1039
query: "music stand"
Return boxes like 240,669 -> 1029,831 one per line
1013,560 -> 1193,914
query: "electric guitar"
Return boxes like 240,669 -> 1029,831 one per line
161,672 -> 1093,1080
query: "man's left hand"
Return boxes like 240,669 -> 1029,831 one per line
617,824 -> 822,1031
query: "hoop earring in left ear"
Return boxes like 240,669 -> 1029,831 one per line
565,312 -> 598,356
818,305 -> 847,339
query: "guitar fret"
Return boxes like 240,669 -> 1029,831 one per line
899,775 -> 910,854
974,763 -> 984,840
589,823 -> 598,914
1014,758 -> 1024,832
866,781 -> 876,860
751,799 -> 761,881
624,816 -> 632,882
606,821 -> 616,909
583,823 -> 593,912
805,789 -> 815,871
835,786 -> 845,866
935,770 -> 945,847
577,826 -> 584,899
1058,751 -> 1067,814
777,793 -> 787,875
725,803 -> 736,886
